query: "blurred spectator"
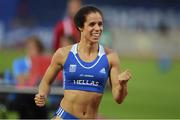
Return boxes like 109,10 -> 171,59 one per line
99,29 -> 112,48
53,0 -> 82,51
99,21 -> 112,48
61,35 -> 76,47
13,36 -> 44,86
12,36 -> 48,119
159,54 -> 172,73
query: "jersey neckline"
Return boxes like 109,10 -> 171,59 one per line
70,43 -> 105,69
76,43 -> 100,64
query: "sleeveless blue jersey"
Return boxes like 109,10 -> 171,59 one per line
63,44 -> 110,94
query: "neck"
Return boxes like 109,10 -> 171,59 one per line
78,40 -> 99,56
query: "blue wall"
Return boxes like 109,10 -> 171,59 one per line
0,0 -> 180,27
0,0 -> 19,26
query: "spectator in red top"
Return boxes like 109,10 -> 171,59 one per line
53,0 -> 82,51
12,36 -> 48,119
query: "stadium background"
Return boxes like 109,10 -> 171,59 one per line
0,0 -> 180,119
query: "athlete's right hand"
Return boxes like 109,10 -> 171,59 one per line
34,93 -> 47,107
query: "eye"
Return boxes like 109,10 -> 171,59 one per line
89,22 -> 96,27
98,22 -> 103,27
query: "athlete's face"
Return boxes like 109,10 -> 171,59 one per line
81,12 -> 103,43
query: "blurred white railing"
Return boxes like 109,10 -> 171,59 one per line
0,85 -> 63,95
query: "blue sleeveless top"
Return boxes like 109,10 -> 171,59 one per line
63,44 -> 110,94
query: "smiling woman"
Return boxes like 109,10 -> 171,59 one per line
74,6 -> 103,43
34,5 -> 132,119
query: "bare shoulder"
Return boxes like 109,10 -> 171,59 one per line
52,45 -> 73,65
55,45 -> 73,57
104,47 -> 120,67
105,47 -> 119,59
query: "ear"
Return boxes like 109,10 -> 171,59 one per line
78,27 -> 83,31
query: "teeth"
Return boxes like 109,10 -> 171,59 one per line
92,33 -> 100,37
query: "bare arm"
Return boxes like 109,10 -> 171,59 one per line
34,49 -> 64,107
109,52 -> 131,104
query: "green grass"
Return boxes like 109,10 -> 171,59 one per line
99,58 -> 180,119
0,49 -> 180,119
0,49 -> 25,73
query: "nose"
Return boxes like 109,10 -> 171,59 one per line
94,24 -> 101,31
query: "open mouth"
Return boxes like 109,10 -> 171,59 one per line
92,33 -> 101,39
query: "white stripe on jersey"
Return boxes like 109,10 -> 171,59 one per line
71,44 -> 105,69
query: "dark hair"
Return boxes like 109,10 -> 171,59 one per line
25,36 -> 44,53
74,5 -> 103,31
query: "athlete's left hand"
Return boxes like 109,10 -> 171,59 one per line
118,69 -> 132,85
